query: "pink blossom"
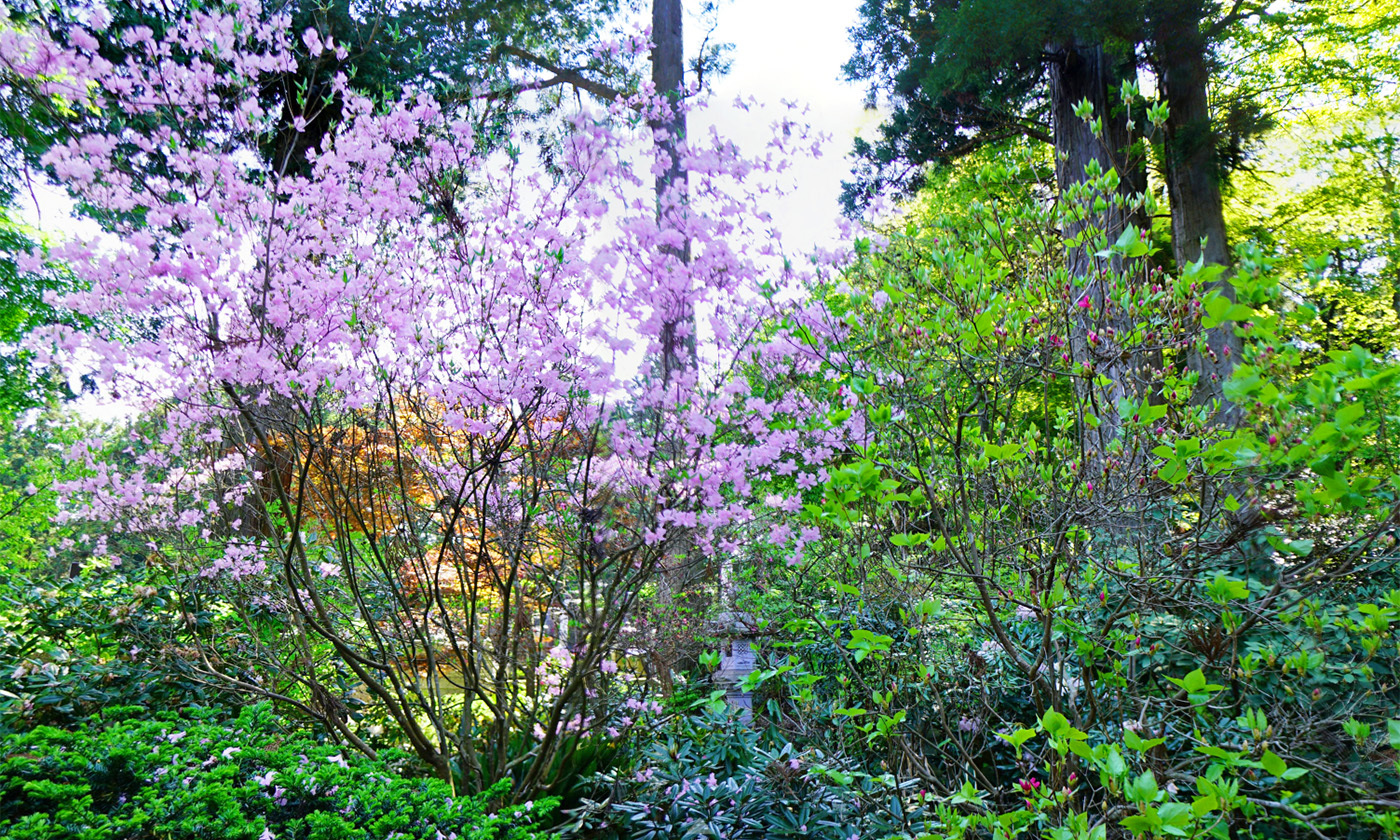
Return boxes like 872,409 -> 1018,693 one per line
0,5 -> 865,746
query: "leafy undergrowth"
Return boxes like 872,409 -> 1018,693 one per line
0,704 -> 555,840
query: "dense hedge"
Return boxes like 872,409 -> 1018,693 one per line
0,704 -> 556,840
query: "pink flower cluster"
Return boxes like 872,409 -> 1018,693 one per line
3,0 -> 863,568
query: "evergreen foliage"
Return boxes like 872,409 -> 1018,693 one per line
0,704 -> 556,840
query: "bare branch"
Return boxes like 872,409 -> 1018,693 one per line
490,44 -> 630,104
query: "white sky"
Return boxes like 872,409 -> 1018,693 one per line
700,0 -> 875,249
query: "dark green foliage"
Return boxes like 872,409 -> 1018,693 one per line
0,704 -> 557,840
841,0 -> 1288,216
749,534 -> 1400,824
568,709 -> 927,840
0,562 -> 232,733
842,0 -> 1129,211
259,0 -> 629,174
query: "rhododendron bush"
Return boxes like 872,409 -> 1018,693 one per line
0,1 -> 840,796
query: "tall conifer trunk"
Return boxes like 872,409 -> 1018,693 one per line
1052,43 -> 1147,283
1050,43 -> 1152,493
1156,5 -> 1242,420
651,0 -> 695,378
648,0 -> 693,695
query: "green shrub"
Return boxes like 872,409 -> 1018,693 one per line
717,145 -> 1400,836
0,704 -> 556,840
0,565 -> 230,732
566,708 -> 927,840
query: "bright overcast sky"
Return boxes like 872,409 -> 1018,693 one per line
699,0 -> 875,250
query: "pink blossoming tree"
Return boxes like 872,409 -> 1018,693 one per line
2,0 -> 843,795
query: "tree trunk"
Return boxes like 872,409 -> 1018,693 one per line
1050,43 -> 1152,489
651,0 -> 694,379
647,0 -> 692,696
651,0 -> 686,205
1154,7 -> 1258,541
1156,7 -> 1242,419
1052,43 -> 1147,283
